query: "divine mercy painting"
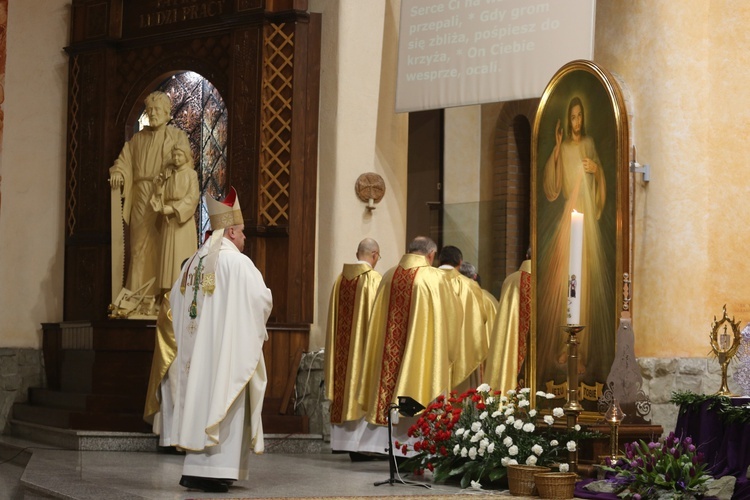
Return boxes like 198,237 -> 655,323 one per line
532,60 -> 629,414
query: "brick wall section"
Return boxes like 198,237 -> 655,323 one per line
0,349 -> 44,433
492,99 -> 538,283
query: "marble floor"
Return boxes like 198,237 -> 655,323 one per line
0,435 -> 553,500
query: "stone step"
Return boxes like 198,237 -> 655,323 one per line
9,420 -> 324,453
28,388 -> 145,413
9,420 -> 158,451
12,403 -> 151,433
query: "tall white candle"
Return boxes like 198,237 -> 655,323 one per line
567,210 -> 584,325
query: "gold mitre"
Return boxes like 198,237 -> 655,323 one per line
206,187 -> 243,230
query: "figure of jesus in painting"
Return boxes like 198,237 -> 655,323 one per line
538,96 -> 613,375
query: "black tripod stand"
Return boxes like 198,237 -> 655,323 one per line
373,396 -> 429,488
373,403 -> 401,486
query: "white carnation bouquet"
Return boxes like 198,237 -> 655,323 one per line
398,384 -> 594,488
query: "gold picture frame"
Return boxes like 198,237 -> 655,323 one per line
530,60 -> 630,418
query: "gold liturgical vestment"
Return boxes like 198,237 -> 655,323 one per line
481,289 -> 499,332
358,254 -> 462,426
324,263 -> 382,424
439,268 -> 489,390
484,259 -> 532,393
144,291 -> 176,424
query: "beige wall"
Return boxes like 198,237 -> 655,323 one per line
0,0 -> 69,348
595,0 -> 750,358
309,0 -> 409,349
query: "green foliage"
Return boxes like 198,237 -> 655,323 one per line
670,390 -> 750,425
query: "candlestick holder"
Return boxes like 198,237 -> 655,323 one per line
604,398 -> 625,463
561,325 -> 585,413
561,324 -> 585,473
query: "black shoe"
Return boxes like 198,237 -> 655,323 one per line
179,475 -> 230,493
349,451 -> 377,462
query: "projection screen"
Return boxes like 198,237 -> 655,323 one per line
395,0 -> 596,112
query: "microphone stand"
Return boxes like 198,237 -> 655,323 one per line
373,403 -> 430,489
374,404 -> 401,486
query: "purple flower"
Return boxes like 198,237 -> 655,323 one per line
666,432 -> 677,446
633,495 -> 641,500
689,467 -> 696,477
687,443 -> 696,453
648,441 -> 659,450
646,462 -> 653,473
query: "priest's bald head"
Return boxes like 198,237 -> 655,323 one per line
356,238 -> 380,268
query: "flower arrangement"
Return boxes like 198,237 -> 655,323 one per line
601,432 -> 712,499
396,384 -> 591,488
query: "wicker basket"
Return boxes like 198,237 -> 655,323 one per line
533,472 -> 577,499
506,464 -> 551,496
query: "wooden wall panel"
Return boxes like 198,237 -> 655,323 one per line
64,1 -> 319,327
60,0 -> 320,433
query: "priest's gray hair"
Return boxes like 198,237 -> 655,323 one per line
408,236 -> 437,256
459,261 -> 477,279
357,238 -> 379,258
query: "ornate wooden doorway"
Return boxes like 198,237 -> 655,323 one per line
53,0 -> 320,434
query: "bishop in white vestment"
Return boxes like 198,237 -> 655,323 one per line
169,187 -> 272,493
